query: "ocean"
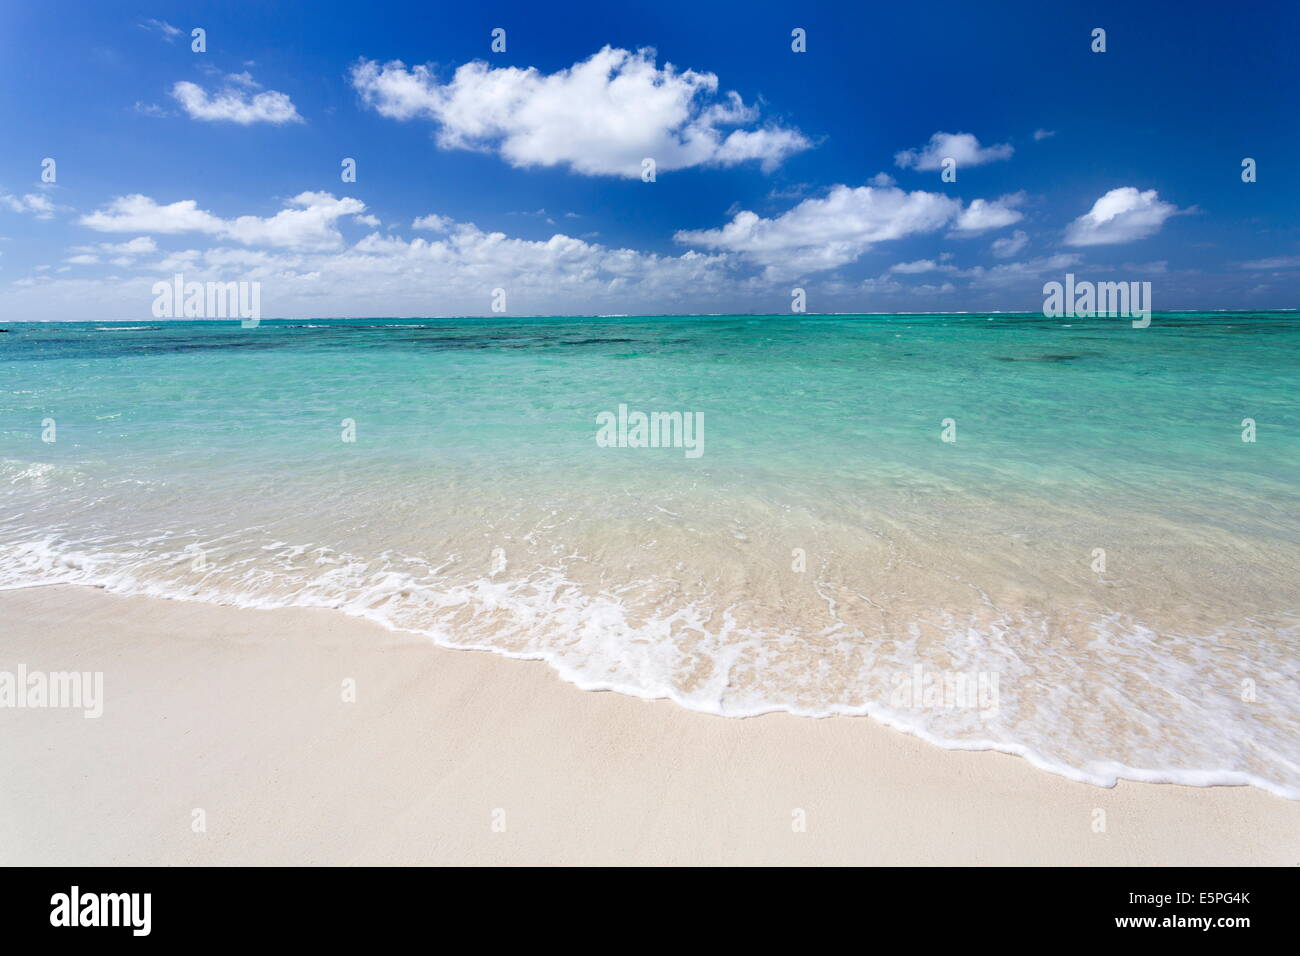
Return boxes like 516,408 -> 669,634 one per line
2,313 -> 1297,796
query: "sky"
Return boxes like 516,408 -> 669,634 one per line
0,0 -> 1297,319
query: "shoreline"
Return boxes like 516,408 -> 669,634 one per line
1,584 -> 1295,866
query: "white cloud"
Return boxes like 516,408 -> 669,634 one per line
965,253 -> 1082,287
412,214 -> 453,232
81,195 -> 223,234
949,192 -> 1025,235
171,76 -> 302,125
1239,254 -> 1300,270
99,237 -> 158,256
1032,129 -> 1056,141
857,275 -> 905,295
80,192 -> 364,249
889,259 -> 956,275
65,237 -> 159,267
350,46 -> 809,177
133,101 -> 170,118
139,19 -> 182,41
990,229 -> 1029,258
676,185 -> 959,279
675,184 -> 1023,279
1,193 -> 56,219
18,180 -> 1186,318
895,132 -> 1013,171
1063,187 -> 1181,246
710,127 -> 810,170
15,213 -> 747,318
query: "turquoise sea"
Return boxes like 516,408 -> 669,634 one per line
2,313 -> 1297,795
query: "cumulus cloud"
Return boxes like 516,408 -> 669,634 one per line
171,75 -> 302,124
1032,129 -> 1056,141
675,183 -> 1023,279
412,214 -> 453,232
80,192 -> 364,249
25,209 -> 747,318
675,185 -> 959,278
965,253 -> 1082,287
889,259 -> 957,275
103,236 -> 158,256
895,132 -> 1013,171
1063,187 -> 1181,246
65,236 -> 158,266
1,193 -> 56,219
81,195 -> 223,235
949,192 -> 1025,235
350,46 -> 809,177
990,229 -> 1029,258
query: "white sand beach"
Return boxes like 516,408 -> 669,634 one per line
0,584 -> 1294,866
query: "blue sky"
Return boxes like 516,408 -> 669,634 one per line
1,0 -> 1297,318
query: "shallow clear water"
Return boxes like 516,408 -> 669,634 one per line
2,314 -> 1297,795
